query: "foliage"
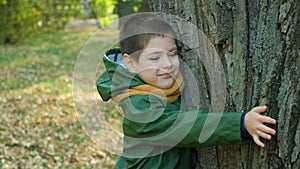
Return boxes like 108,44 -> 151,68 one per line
0,0 -> 83,44
0,23 -> 120,168
90,0 -> 118,26
0,0 -> 150,44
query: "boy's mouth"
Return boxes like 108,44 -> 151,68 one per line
158,71 -> 175,78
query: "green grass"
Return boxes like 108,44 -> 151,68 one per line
0,24 -> 120,168
0,30 -> 84,91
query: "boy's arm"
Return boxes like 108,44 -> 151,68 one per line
121,95 -> 247,148
121,95 -> 276,149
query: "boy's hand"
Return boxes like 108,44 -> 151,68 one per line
245,106 -> 277,148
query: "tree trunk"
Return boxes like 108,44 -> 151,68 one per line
139,0 -> 152,12
149,0 -> 300,168
117,0 -> 135,27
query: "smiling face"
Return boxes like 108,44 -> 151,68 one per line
124,37 -> 180,89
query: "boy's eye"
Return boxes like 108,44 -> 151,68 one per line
169,52 -> 178,57
149,56 -> 159,60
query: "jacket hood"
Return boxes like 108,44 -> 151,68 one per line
96,48 -> 144,101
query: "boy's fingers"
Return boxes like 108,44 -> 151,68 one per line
257,130 -> 272,140
259,125 -> 276,135
251,106 -> 268,114
261,115 -> 277,124
253,135 -> 265,148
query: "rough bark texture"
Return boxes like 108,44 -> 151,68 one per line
149,0 -> 300,168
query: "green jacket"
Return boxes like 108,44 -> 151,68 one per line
96,48 -> 249,169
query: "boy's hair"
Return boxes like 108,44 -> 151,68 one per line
119,13 -> 177,61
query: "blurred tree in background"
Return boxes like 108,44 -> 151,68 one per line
0,0 -> 151,44
115,0 -> 151,27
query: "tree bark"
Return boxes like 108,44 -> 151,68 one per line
149,0 -> 300,168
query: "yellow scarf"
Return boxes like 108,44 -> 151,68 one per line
113,73 -> 184,104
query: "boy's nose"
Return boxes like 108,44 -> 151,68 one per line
161,56 -> 172,68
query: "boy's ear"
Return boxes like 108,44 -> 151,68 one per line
123,53 -> 137,73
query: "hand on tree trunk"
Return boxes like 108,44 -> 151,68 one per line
245,106 -> 277,148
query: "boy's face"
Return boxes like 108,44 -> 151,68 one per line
124,37 -> 179,89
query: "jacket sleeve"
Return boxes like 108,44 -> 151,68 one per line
120,95 -> 249,150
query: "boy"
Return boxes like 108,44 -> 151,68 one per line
96,13 -> 276,168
